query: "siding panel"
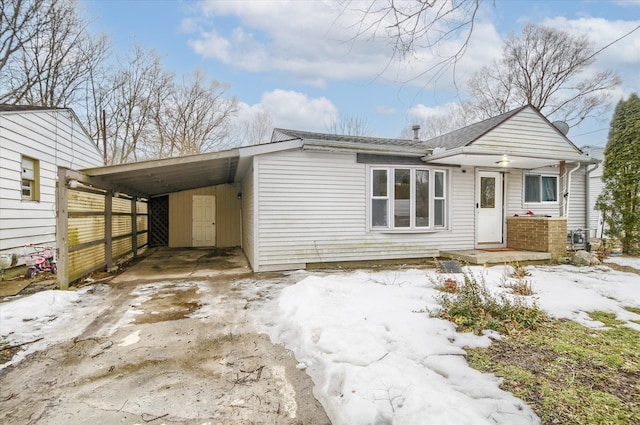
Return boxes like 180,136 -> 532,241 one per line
254,151 -> 476,270
241,162 -> 256,268
0,109 -> 103,256
474,109 -> 581,157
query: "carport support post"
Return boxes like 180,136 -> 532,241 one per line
131,197 -> 138,257
105,190 -> 113,271
56,167 -> 70,290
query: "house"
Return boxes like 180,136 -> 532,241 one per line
57,104 -> 598,283
0,105 -> 104,267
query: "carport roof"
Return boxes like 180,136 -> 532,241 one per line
78,139 -> 305,198
82,149 -> 241,197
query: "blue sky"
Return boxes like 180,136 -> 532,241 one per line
84,0 -> 640,147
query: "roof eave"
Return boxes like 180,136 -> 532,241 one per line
302,139 -> 430,156
422,146 -> 597,165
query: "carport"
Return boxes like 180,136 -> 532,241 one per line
56,149 -> 243,289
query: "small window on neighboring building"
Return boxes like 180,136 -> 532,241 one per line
21,156 -> 39,201
524,174 -> 557,203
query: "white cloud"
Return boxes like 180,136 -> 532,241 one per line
375,105 -> 396,115
184,0 -> 498,91
234,89 -> 338,132
406,102 -> 462,121
541,17 -> 640,93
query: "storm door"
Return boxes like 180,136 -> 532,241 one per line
476,171 -> 504,244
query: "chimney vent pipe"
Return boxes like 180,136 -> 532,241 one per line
412,125 -> 420,141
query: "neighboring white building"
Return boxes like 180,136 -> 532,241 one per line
0,105 -> 104,264
581,145 -> 606,239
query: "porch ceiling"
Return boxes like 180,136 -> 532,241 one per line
427,154 -> 561,169
423,148 -> 598,169
82,150 -> 240,197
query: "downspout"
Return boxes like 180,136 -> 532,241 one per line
585,162 -> 600,248
564,162 -> 582,218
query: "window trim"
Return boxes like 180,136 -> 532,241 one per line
523,173 -> 558,204
21,156 -> 40,202
368,166 -> 448,232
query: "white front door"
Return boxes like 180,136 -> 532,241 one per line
192,195 -> 216,247
476,171 -> 503,245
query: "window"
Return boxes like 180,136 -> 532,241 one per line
21,156 -> 39,201
370,167 -> 447,230
524,174 -> 557,203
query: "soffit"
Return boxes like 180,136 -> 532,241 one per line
82,150 -> 240,197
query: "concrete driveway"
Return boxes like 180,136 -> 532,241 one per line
0,248 -> 330,424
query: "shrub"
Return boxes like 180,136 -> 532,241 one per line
434,269 -> 546,334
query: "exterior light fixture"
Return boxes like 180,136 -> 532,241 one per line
496,154 -> 510,167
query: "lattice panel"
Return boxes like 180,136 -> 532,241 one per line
149,196 -> 169,246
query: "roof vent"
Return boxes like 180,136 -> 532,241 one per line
552,121 -> 569,135
412,124 -> 421,141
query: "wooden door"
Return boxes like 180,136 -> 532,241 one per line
192,195 -> 216,247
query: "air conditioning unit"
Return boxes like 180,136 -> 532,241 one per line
567,228 -> 587,251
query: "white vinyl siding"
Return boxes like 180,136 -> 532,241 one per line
0,109 -> 103,257
568,165 -> 587,231
506,168 -> 560,217
253,150 -> 474,271
473,107 -> 582,158
241,161 -> 256,269
582,147 -> 605,238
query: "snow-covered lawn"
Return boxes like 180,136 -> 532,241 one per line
0,285 -> 110,367
1,260 -> 639,424
255,262 -> 640,425
604,255 -> 640,270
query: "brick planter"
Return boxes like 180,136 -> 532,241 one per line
506,216 -> 567,257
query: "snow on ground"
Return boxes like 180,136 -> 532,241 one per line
1,261 -> 639,423
604,255 -> 640,270
255,264 -> 640,425
0,285 -> 110,369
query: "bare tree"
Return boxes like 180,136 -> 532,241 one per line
1,0 -> 109,107
401,102 -> 477,139
341,0 -> 481,82
0,0 -> 49,73
233,110 -> 273,146
466,23 -> 621,127
326,113 -> 370,136
87,46 -> 173,164
152,69 -> 238,158
1,0 -> 52,102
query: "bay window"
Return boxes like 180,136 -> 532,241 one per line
370,167 -> 447,230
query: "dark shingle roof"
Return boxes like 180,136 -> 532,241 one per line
272,128 -> 424,148
0,104 -> 67,112
273,105 -> 532,154
422,105 -> 528,149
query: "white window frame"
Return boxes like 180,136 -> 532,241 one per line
524,173 -> 558,204
368,166 -> 448,231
